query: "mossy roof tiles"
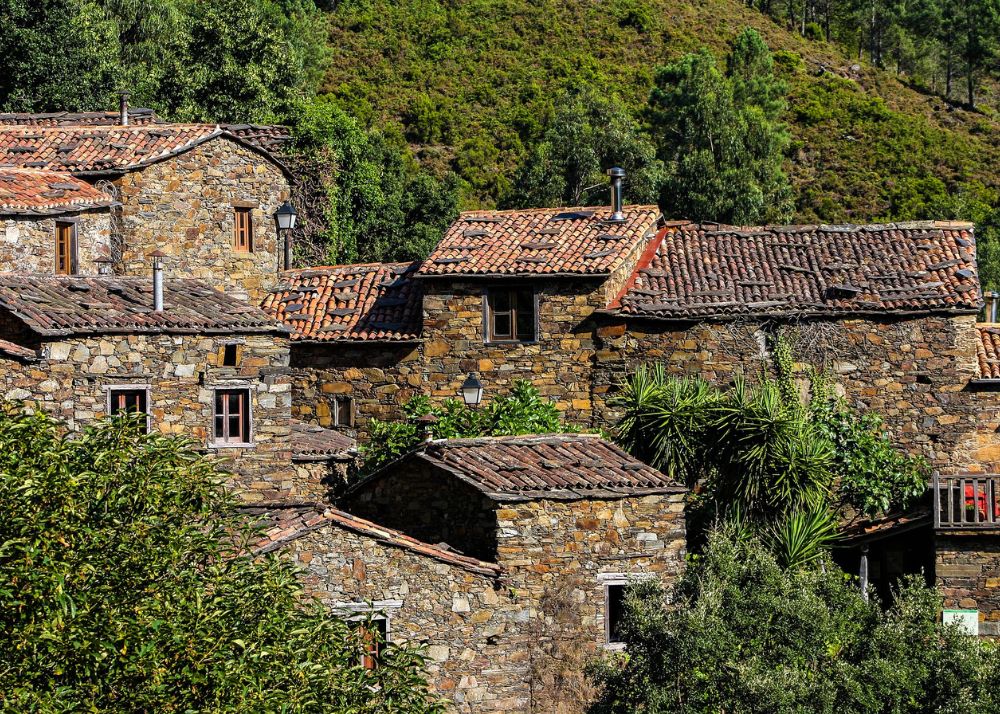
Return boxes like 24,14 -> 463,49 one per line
0,168 -> 114,216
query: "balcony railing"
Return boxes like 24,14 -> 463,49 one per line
934,473 -> 1000,529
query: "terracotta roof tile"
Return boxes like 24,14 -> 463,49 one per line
976,324 -> 1000,380
261,262 -> 422,342
838,508 -> 931,543
364,433 -> 684,500
0,110 -> 160,126
418,205 -> 662,277
616,221 -> 981,319
0,338 -> 37,360
248,504 -> 501,576
0,124 -> 275,175
291,421 -> 356,460
0,168 -> 114,216
0,274 -> 285,336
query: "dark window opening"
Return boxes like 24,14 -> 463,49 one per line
55,222 -> 77,275
234,207 -> 253,252
222,343 -> 239,367
109,388 -> 148,433
335,396 -> 354,427
486,287 -> 535,342
606,584 -> 626,644
214,388 -> 251,444
353,618 -> 387,671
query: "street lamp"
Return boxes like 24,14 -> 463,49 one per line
459,373 -> 484,407
276,201 -> 297,270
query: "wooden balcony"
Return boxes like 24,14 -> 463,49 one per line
934,473 -> 1000,529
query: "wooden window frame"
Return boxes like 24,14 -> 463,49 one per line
599,573 -> 656,650
334,395 -> 354,427
233,207 -> 254,253
484,285 -> 537,344
55,220 -> 78,275
105,384 -> 151,433
334,600 -> 400,671
212,387 -> 253,447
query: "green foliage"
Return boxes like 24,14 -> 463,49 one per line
649,29 -> 794,224
287,95 -> 461,263
590,529 -> 998,714
808,370 -> 929,516
0,409 -> 442,712
0,0 -> 327,123
504,87 -> 665,209
362,381 -> 571,472
764,507 -> 839,568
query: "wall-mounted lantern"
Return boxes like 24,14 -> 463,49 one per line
459,373 -> 484,407
276,201 -> 297,270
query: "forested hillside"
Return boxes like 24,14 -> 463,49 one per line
323,0 -> 999,220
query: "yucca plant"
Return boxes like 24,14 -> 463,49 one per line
765,508 -> 840,569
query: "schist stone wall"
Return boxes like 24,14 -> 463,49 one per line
279,521 -> 523,712
113,137 -> 290,302
593,313 -> 998,474
341,461 -> 687,713
0,332 -> 305,501
936,536 -> 1000,636
0,210 -> 112,274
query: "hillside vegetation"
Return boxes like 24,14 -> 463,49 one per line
323,0 -> 1000,228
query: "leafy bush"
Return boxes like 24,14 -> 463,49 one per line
362,381 -> 572,472
590,529 -> 998,714
0,409 -> 442,712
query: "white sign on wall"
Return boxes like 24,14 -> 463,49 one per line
942,609 -> 979,635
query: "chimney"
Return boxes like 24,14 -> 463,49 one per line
119,92 -> 130,126
150,250 -> 165,312
987,291 -> 1000,323
607,167 -> 626,222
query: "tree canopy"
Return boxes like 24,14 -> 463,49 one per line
0,410 -> 442,712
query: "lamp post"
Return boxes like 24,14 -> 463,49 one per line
459,373 -> 484,407
276,201 -> 297,271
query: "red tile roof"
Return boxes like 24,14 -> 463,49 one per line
0,124 -> 287,176
362,433 -> 685,501
248,504 -> 501,576
0,338 -> 37,360
291,421 -> 356,460
0,274 -> 286,337
976,324 -> 1000,380
838,508 -> 931,543
417,205 -> 662,277
614,221 -> 981,319
261,262 -> 423,342
0,168 -> 114,216
0,109 -> 160,126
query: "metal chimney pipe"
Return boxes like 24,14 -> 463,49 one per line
150,250 -> 165,312
991,291 -> 999,322
607,167 -> 625,222
119,92 -> 130,126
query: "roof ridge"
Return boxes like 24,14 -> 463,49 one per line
458,203 -> 660,217
664,219 -> 976,232
429,432 -> 601,446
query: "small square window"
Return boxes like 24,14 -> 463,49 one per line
222,343 -> 239,367
108,388 -> 149,433
213,388 -> 251,445
234,207 -> 253,252
486,287 -> 535,343
353,618 -> 388,670
335,396 -> 354,427
55,221 -> 77,275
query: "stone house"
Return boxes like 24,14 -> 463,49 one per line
258,433 -> 687,713
0,272 -> 345,502
0,121 -> 293,301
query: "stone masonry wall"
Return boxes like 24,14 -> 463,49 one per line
593,313 -> 999,474
281,524 -> 526,712
343,460 -> 500,561
0,210 -> 112,275
114,137 -> 291,302
936,536 -> 1000,636
0,331 -> 306,501
495,494 -> 687,714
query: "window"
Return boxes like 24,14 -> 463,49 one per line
222,343 -> 239,367
55,221 -> 77,275
213,388 -> 251,445
108,388 -> 149,433
233,207 -> 253,252
605,584 -> 627,645
334,396 -> 354,427
354,618 -> 388,670
486,287 -> 536,342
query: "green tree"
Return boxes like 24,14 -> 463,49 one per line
590,529 -> 997,714
648,28 -> 793,224
0,409 -> 442,712
505,88 -> 665,209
